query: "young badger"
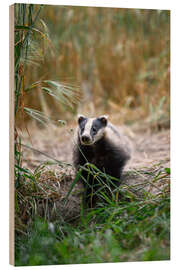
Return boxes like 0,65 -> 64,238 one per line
73,115 -> 131,198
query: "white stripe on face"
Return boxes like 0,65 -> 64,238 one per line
83,118 -> 94,137
93,127 -> 105,143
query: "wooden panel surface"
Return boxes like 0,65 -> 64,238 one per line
9,4 -> 14,266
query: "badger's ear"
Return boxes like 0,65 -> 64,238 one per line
77,114 -> 86,125
98,115 -> 108,126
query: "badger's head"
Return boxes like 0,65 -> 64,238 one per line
77,115 -> 108,145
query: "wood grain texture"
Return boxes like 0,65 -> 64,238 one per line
9,4 -> 14,266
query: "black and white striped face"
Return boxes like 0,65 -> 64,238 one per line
77,115 -> 108,145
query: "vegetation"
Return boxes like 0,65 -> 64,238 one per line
13,3 -> 170,266
15,195 -> 170,265
22,5 -> 170,124
15,160 -> 170,266
14,4 -> 80,127
14,3 -> 80,261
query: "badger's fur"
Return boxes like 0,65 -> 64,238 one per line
73,115 -> 131,203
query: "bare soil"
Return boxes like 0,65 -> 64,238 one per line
21,122 -> 170,172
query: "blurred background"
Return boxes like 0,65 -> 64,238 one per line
15,4 -> 170,128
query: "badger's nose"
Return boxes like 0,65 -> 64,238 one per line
82,135 -> 91,144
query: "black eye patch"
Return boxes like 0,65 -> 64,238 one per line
90,119 -> 104,136
79,118 -> 87,134
92,127 -> 97,132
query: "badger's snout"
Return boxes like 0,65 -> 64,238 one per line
81,135 -> 91,144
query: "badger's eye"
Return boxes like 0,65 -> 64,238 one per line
92,127 -> 97,133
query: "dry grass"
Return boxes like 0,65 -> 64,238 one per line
15,159 -> 170,236
15,162 -> 84,234
16,5 -> 170,125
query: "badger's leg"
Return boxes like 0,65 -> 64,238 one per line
104,147 -> 130,187
80,168 -> 98,208
73,147 -> 95,207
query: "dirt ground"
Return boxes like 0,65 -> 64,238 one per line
21,122 -> 170,172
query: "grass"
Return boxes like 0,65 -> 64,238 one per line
15,162 -> 170,266
15,194 -> 170,266
14,3 -> 80,127
14,2 -> 81,233
15,5 -> 170,124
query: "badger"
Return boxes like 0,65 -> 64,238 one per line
73,115 -> 131,204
